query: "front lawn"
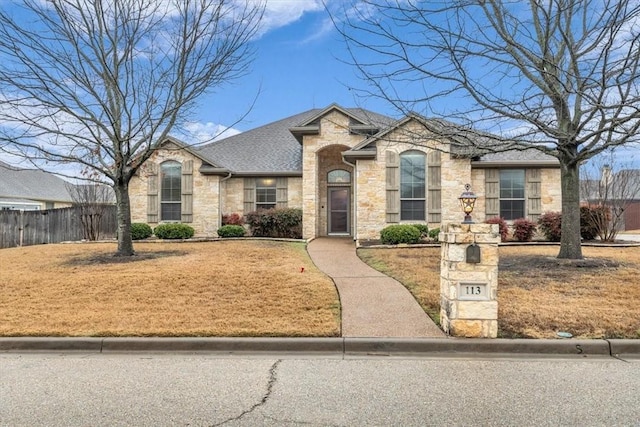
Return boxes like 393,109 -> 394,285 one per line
358,245 -> 640,339
0,241 -> 340,337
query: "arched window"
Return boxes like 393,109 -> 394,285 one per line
328,169 -> 351,184
161,161 -> 181,221
400,151 -> 426,220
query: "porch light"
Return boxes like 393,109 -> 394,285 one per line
459,183 -> 477,224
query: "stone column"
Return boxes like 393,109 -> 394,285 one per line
439,223 -> 500,338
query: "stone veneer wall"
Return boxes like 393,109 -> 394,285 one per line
440,223 -> 500,338
129,146 -> 221,237
470,167 -> 562,223
302,111 -> 365,239
354,123 -> 473,240
220,176 -> 303,216
317,145 -> 353,236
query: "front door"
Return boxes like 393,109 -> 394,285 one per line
328,187 -> 350,234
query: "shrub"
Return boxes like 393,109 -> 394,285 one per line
512,218 -> 537,242
428,227 -> 440,242
153,223 -> 195,240
130,223 -> 153,240
245,208 -> 303,239
538,211 -> 562,242
380,224 -> 421,245
410,224 -> 429,238
217,225 -> 246,238
580,205 -> 610,241
485,217 -> 509,242
221,213 -> 244,226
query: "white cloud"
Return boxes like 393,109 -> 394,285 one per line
180,121 -> 242,145
260,0 -> 324,33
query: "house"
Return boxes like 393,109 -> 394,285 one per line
0,161 -> 74,210
129,104 -> 562,240
618,169 -> 640,230
581,167 -> 640,231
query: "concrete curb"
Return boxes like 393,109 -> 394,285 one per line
0,337 -> 104,352
101,337 -> 344,354
0,337 -> 636,358
608,339 -> 640,359
344,338 -> 611,356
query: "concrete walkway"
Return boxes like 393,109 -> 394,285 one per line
307,238 -> 444,338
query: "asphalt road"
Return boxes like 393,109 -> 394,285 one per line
1,353 -> 638,426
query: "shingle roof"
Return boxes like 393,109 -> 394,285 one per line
0,161 -> 74,203
194,105 -> 559,173
196,107 -> 396,174
476,149 -> 559,164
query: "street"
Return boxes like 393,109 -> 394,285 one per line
1,353 -> 638,426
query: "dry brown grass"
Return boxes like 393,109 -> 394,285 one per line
0,241 -> 340,337
358,245 -> 640,339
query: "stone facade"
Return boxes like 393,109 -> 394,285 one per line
129,107 -> 563,240
439,223 -> 500,338
130,144 -> 221,237
301,111 -> 364,238
130,144 -> 305,237
220,176 -> 303,216
470,167 -> 562,224
352,121 -> 471,240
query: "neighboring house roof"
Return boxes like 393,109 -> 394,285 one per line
0,161 -> 74,203
582,169 -> 640,201
618,169 -> 640,200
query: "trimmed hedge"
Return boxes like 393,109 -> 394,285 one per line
538,211 -> 562,242
512,218 -> 537,242
428,227 -> 440,242
217,225 -> 246,238
410,224 -> 429,237
154,223 -> 195,240
130,223 -> 153,240
221,213 -> 244,226
485,217 -> 509,242
245,208 -> 302,239
380,224 -> 421,245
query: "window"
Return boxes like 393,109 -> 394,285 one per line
161,161 -> 181,221
500,169 -> 525,220
328,169 -> 351,184
400,152 -> 426,221
255,178 -> 276,210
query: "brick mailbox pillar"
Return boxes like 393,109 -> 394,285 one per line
440,223 -> 500,338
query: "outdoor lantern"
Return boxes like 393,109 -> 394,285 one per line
459,183 -> 477,224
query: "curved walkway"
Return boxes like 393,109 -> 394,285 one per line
307,238 -> 444,338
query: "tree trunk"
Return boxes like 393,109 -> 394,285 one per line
557,160 -> 583,259
113,180 -> 135,256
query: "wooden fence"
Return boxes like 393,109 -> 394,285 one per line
0,205 -> 117,249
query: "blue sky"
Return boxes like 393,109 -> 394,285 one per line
186,0 -> 394,139
186,1 -> 640,169
0,0 -> 638,169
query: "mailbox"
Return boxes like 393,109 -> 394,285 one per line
466,243 -> 481,263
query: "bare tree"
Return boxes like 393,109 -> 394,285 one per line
0,0 -> 264,256
580,155 -> 640,241
65,182 -> 114,241
335,0 -> 640,259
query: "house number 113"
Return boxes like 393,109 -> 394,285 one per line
465,285 -> 482,295
459,283 -> 488,300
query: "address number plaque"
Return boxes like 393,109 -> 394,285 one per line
458,282 -> 489,301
